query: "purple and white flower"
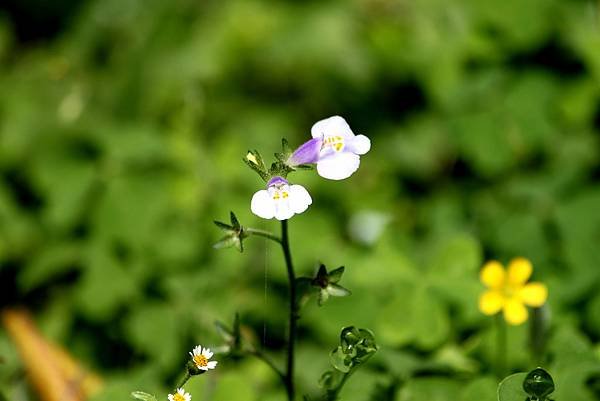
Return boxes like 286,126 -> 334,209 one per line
288,116 -> 371,180
251,176 -> 312,220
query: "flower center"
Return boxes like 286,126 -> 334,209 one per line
269,182 -> 290,201
502,284 -> 519,299
272,189 -> 289,200
173,394 -> 186,401
193,354 -> 208,367
323,135 -> 345,152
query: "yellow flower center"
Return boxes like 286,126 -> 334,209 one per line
324,135 -> 345,152
272,190 -> 289,200
193,354 -> 208,367
173,393 -> 186,401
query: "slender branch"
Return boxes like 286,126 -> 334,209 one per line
326,371 -> 352,401
175,372 -> 191,390
245,227 -> 282,244
326,354 -> 375,401
248,349 -> 286,387
281,219 -> 297,401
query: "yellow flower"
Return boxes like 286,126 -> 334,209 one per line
478,257 -> 548,325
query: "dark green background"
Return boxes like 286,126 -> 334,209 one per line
1,0 -> 600,400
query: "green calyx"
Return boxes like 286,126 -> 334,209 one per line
244,139 -> 304,183
213,211 -> 248,252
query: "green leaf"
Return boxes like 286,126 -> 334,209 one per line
329,346 -> 352,373
213,234 -> 242,252
548,327 -> 600,401
124,303 -> 179,369
229,211 -> 241,229
319,370 -> 344,390
400,377 -> 461,401
326,283 -> 351,297
131,391 -> 158,401
328,266 -> 345,283
318,289 -> 330,307
497,373 -> 528,401
460,377 -> 497,401
214,220 -> 233,230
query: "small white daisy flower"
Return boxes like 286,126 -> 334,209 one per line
167,388 -> 191,401
311,115 -> 371,180
189,345 -> 218,371
251,176 -> 312,220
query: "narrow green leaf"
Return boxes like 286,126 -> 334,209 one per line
327,283 -> 351,297
131,391 -> 158,401
328,266 -> 345,283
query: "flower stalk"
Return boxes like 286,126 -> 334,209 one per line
175,372 -> 191,391
244,228 -> 282,244
281,219 -> 298,401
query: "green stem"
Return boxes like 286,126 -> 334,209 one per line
175,372 -> 191,390
246,227 -> 282,244
281,219 -> 297,401
496,314 -> 507,379
529,306 -> 547,365
326,371 -> 352,401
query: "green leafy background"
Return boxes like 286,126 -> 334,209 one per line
1,0 -> 600,400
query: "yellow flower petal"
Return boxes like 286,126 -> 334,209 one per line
507,257 -> 532,286
480,260 -> 505,289
503,298 -> 528,325
478,290 -> 504,315
519,282 -> 548,307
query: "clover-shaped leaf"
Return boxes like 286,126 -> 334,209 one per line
497,372 -> 528,401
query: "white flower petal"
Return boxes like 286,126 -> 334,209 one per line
207,361 -> 218,369
317,152 -> 360,180
274,200 -> 294,221
251,189 -> 276,219
192,345 -> 201,355
168,395 -> 174,401
348,134 -> 370,155
288,185 -> 312,214
202,348 -> 213,359
185,395 -> 191,401
311,116 -> 354,139
199,365 -> 209,371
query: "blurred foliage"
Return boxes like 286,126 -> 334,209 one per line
1,0 -> 600,400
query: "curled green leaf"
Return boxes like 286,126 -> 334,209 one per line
330,346 -> 353,373
319,370 -> 344,390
